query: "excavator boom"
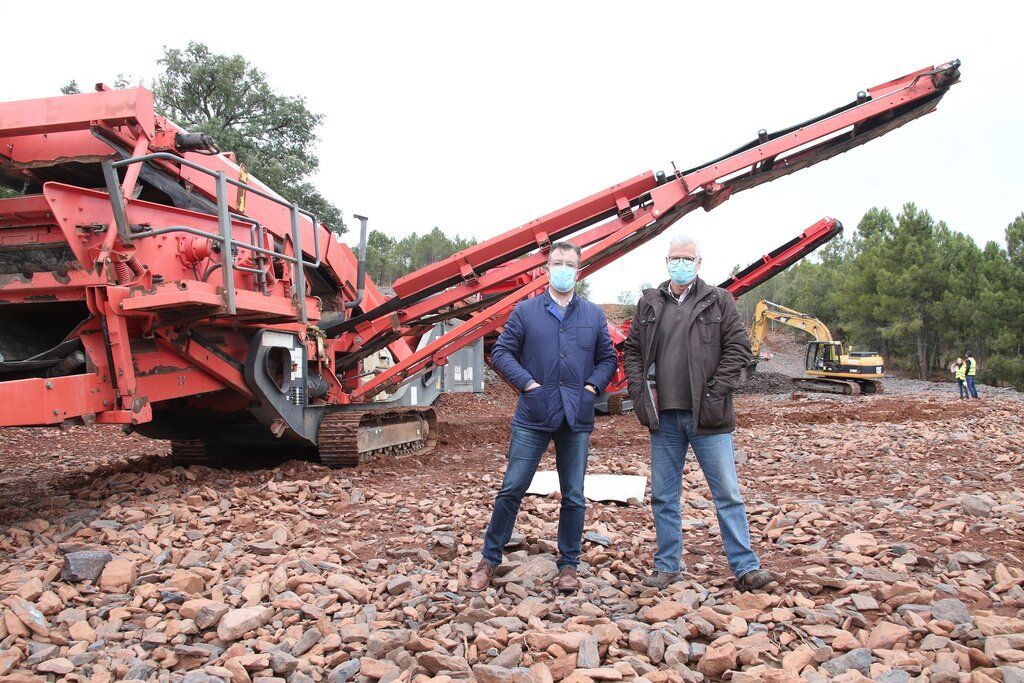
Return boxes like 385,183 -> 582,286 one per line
750,300 -> 835,358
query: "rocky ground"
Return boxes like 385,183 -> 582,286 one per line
0,350 -> 1023,682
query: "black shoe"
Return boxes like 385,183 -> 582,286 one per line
737,569 -> 773,591
642,571 -> 681,589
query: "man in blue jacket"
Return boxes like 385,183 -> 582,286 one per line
469,242 -> 617,593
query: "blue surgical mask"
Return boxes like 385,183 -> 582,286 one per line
549,265 -> 578,293
668,258 -> 697,285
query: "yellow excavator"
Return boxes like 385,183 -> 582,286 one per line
749,300 -> 884,395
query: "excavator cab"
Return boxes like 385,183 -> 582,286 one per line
805,341 -> 844,372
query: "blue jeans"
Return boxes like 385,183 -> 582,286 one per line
482,422 -> 589,569
957,379 -> 969,399
966,376 -> 979,398
650,409 -> 759,577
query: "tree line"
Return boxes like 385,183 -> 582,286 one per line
735,205 -> 1024,388
362,227 -> 477,287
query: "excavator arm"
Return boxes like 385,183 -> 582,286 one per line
750,300 -> 835,359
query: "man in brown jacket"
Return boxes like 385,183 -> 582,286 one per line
624,234 -> 771,591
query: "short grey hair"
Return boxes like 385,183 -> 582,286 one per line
668,233 -> 701,257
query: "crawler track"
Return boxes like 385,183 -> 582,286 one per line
316,406 -> 437,468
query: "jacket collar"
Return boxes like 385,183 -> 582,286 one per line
646,276 -> 714,305
542,288 -> 578,318
543,288 -> 576,307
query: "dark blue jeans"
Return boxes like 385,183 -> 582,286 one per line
966,376 -> 979,398
650,409 -> 760,577
482,421 -> 590,569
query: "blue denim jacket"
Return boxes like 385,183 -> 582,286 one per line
491,291 -> 617,432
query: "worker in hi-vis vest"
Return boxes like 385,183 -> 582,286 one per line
964,353 -> 980,399
954,358 -> 969,399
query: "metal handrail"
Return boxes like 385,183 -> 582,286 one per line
101,152 -> 325,322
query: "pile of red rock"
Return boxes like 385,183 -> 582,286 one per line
0,393 -> 1020,682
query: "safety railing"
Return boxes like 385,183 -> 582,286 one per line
101,153 -> 322,322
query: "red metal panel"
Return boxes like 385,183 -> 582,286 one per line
0,374 -> 115,427
120,281 -> 303,319
391,173 -> 658,298
154,333 -> 255,402
0,195 -> 53,225
0,130 -> 114,165
0,88 -> 155,138
719,217 -> 841,297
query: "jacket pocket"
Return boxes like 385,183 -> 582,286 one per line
578,388 -> 596,423
634,396 -> 651,427
576,326 -> 594,351
626,382 -> 646,425
521,387 -> 546,423
638,315 -> 656,350
697,313 -> 721,344
698,386 -> 731,429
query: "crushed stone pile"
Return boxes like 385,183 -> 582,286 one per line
737,371 -> 794,395
0,390 -> 1022,682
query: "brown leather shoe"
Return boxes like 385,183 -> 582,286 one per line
555,566 -> 581,593
642,570 -> 681,590
737,569 -> 773,591
468,559 -> 497,591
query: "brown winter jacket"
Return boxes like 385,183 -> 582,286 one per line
623,277 -> 752,434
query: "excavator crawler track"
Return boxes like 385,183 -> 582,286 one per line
792,377 -> 861,395
857,380 -> 883,394
316,406 -> 437,468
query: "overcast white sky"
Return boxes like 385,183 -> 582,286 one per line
4,1 -> 1022,302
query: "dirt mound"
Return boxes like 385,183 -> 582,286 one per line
0,425 -> 169,519
434,368 -> 516,446
737,395 -> 984,428
737,370 -> 793,394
